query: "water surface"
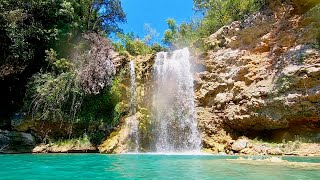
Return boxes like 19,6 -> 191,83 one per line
0,154 -> 319,180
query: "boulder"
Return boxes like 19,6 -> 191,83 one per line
231,139 -> 248,152
32,143 -> 97,153
0,131 -> 36,153
267,147 -> 284,155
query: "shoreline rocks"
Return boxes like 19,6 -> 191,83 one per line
0,130 -> 36,154
32,143 -> 98,153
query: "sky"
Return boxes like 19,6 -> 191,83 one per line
116,0 -> 196,43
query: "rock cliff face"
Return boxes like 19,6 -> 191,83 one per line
100,1 -> 320,155
99,54 -> 155,153
195,2 -> 320,154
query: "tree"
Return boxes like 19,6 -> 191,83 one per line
162,18 -> 198,49
0,0 -> 126,73
0,0 -> 126,119
162,18 -> 178,47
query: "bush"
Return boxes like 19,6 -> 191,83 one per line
78,33 -> 116,95
197,0 -> 266,35
114,32 -> 165,56
75,70 -> 127,144
162,19 -> 199,48
163,0 -> 266,49
25,72 -> 82,122
24,33 -> 124,142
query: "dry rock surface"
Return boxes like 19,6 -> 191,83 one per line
32,143 -> 97,153
195,2 -> 320,155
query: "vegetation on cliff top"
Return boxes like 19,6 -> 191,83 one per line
163,0 -> 266,49
110,0 -> 267,55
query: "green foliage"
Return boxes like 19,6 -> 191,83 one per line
0,0 -> 126,68
166,19 -> 178,33
24,48 -> 81,123
51,134 -> 92,147
110,73 -> 127,125
162,19 -> 178,47
162,0 -> 266,49
74,70 -> 127,144
197,0 -> 265,35
26,72 -> 83,122
25,47 -> 126,144
0,0 -> 126,124
150,43 -> 164,52
77,81 -> 120,127
274,75 -> 293,94
45,49 -> 73,73
163,19 -> 200,48
113,33 -> 151,55
114,25 -> 165,56
24,33 -> 124,142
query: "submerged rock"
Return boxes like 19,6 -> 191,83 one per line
230,156 -> 320,170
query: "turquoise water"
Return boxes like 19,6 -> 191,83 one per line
0,154 -> 319,180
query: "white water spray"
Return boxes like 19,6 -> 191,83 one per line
153,48 -> 201,153
130,61 -> 137,114
127,61 -> 139,152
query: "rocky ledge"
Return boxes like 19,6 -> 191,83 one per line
32,143 -> 98,153
203,137 -> 320,156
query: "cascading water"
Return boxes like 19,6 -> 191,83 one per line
130,61 -> 137,115
153,48 -> 201,153
127,61 -> 139,152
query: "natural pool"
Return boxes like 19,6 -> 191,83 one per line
0,154 -> 319,180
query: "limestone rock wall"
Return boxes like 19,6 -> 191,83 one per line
194,2 -> 320,152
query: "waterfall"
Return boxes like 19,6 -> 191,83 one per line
153,48 -> 201,153
127,61 -> 139,152
130,61 -> 137,115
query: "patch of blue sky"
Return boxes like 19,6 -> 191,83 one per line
111,0 -> 200,44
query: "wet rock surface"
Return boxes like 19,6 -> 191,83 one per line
0,130 -> 36,153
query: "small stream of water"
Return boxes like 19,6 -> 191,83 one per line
127,61 -> 139,152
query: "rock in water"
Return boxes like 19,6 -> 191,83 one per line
0,131 -> 35,153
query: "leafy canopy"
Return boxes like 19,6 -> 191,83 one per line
0,0 -> 126,67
